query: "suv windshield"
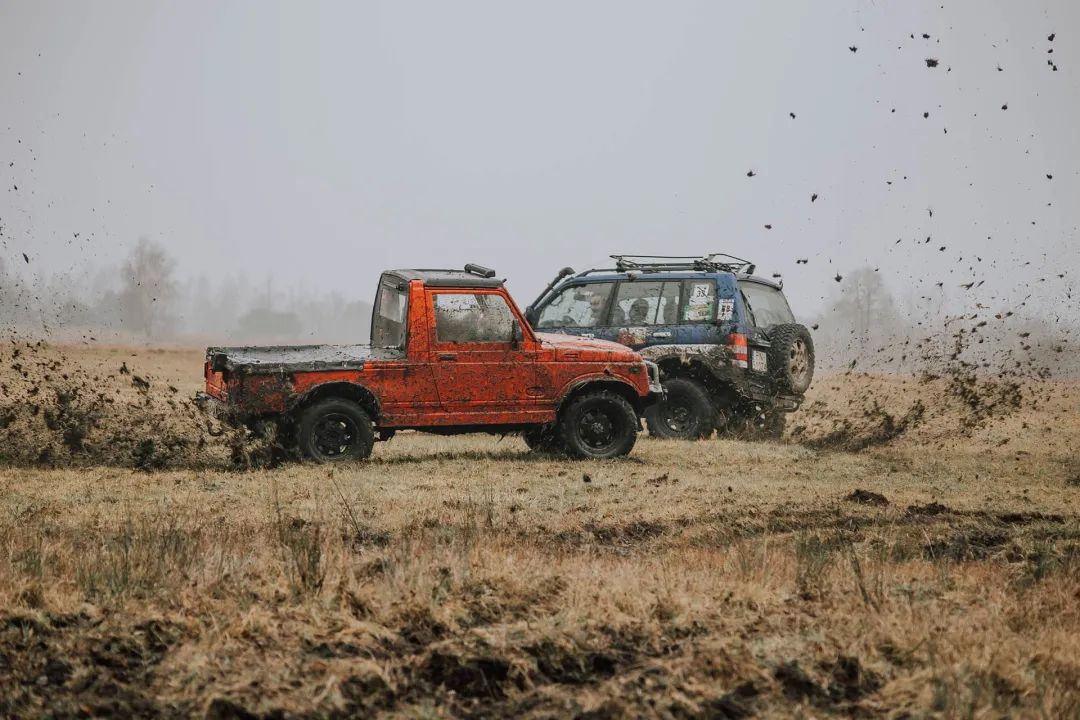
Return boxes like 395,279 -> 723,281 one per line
739,281 -> 795,327
372,277 -> 408,348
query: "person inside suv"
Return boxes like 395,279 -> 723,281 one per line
627,298 -> 650,325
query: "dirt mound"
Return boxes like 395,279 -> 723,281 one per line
0,610 -> 183,717
845,489 -> 889,506
795,397 -> 926,451
0,342 -> 260,470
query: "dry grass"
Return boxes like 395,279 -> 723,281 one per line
1,347 -> 1079,718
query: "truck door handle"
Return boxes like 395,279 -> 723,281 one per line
580,333 -> 595,339
437,353 -> 457,361
651,331 -> 672,339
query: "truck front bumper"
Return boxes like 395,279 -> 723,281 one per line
645,361 -> 665,402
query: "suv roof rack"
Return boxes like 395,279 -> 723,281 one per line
578,253 -> 756,277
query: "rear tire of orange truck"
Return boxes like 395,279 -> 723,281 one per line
558,390 -> 638,460
296,398 -> 375,463
522,425 -> 565,454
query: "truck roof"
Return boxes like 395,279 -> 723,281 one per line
387,269 -> 504,288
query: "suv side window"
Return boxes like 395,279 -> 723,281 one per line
613,281 -> 681,325
536,282 -> 613,328
738,281 -> 795,327
433,293 -> 516,343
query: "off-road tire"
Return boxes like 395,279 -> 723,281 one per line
767,324 -> 815,395
644,377 -> 716,440
522,425 -> 564,454
558,390 -> 638,459
296,398 -> 375,463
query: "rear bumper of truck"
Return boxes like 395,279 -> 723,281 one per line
195,391 -> 244,426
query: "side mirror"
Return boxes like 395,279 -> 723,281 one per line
511,321 -> 525,347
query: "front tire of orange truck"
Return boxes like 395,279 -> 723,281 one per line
296,398 -> 375,463
558,390 -> 638,460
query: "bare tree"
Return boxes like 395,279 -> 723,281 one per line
119,238 -> 176,339
829,267 -> 901,349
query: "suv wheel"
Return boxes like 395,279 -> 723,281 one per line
766,324 -> 815,394
644,378 -> 716,440
296,398 -> 375,462
558,390 -> 638,459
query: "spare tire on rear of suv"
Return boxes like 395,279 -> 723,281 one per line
766,324 -> 815,395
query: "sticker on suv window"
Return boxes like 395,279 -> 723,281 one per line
718,299 -> 735,321
684,283 -> 714,321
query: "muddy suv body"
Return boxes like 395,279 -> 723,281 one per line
200,265 -> 662,461
525,255 -> 814,439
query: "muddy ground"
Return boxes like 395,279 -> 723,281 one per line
0,346 -> 1078,718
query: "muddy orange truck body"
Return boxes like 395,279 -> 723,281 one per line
200,266 -> 662,461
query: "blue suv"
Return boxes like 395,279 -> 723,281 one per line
524,254 -> 814,439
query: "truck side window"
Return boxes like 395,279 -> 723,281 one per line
535,283 -> 613,328
433,293 -> 516,343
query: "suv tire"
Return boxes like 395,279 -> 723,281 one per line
644,378 -> 716,440
296,398 -> 375,462
767,324 -> 815,395
558,390 -> 638,459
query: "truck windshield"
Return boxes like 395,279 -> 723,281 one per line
738,281 -> 795,327
372,279 -> 408,348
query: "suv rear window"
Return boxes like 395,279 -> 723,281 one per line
739,281 -> 795,327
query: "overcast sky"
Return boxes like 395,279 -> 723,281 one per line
1,0 -> 1077,319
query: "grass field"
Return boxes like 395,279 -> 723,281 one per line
1,346 -> 1079,718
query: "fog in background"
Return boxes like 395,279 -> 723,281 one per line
1,1 -> 1077,370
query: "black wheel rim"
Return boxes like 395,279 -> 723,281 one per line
578,408 -> 618,450
661,401 -> 695,434
312,413 -> 359,458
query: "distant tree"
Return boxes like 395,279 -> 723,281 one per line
119,238 -> 177,339
828,267 -> 901,349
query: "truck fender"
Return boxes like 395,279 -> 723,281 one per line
556,374 -> 645,414
288,381 -> 381,423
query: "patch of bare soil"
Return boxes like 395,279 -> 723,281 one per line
0,611 -> 183,717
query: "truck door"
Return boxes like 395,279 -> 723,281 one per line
426,290 -> 544,424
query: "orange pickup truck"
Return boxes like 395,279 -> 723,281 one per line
200,265 -> 662,461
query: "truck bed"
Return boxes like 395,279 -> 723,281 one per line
206,344 -> 405,374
